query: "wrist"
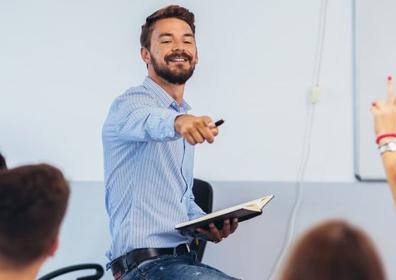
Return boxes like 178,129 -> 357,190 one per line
174,114 -> 188,133
378,140 -> 396,155
376,133 -> 396,144
379,137 -> 396,145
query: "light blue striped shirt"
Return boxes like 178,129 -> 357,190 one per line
102,77 -> 206,261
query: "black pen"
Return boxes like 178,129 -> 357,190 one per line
214,119 -> 224,127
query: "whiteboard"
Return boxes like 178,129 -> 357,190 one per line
354,0 -> 396,180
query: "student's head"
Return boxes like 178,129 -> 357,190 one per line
280,219 -> 385,280
0,153 -> 6,170
0,164 -> 70,269
140,5 -> 198,85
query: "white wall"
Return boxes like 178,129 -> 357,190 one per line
0,0 -> 354,182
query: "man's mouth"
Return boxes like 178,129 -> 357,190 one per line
169,57 -> 188,62
165,52 -> 192,64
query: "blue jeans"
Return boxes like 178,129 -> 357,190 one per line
121,252 -> 240,280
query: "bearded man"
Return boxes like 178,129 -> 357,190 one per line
102,5 -> 239,280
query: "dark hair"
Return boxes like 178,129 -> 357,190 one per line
280,220 -> 386,280
0,164 -> 70,267
140,5 -> 195,50
0,153 -> 6,170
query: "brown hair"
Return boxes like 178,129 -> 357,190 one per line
280,220 -> 386,280
0,164 -> 70,267
140,5 -> 195,50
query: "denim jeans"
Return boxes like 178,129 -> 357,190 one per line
120,251 -> 240,280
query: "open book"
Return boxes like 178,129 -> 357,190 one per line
175,195 -> 274,233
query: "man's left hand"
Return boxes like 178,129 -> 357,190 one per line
196,218 -> 238,243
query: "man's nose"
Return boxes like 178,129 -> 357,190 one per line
171,47 -> 184,52
171,41 -> 184,52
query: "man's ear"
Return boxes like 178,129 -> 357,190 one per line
141,47 -> 151,65
48,236 -> 59,257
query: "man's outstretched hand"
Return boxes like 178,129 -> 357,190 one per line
175,114 -> 219,145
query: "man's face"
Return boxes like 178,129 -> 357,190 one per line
144,18 -> 198,85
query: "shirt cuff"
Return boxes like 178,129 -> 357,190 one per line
161,112 -> 185,139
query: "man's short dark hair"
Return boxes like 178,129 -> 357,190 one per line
0,164 -> 70,267
140,5 -> 195,50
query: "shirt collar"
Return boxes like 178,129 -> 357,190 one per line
143,76 -> 191,112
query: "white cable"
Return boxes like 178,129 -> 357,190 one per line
267,0 -> 328,279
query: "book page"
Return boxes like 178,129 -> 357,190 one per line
243,196 -> 274,211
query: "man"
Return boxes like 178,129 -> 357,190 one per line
102,5 -> 239,280
0,164 -> 70,280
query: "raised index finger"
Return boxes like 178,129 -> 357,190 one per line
387,75 -> 394,102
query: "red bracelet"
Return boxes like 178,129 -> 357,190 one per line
376,133 -> 396,144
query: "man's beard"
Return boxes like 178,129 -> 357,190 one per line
151,51 -> 195,85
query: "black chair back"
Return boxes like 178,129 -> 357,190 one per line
191,178 -> 214,262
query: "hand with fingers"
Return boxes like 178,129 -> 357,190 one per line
371,76 -> 396,144
196,218 -> 239,243
371,75 -> 396,204
174,114 -> 219,145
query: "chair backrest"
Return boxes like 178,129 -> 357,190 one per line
191,178 -> 214,262
192,178 -> 213,213
38,263 -> 104,280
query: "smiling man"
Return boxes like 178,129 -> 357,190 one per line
102,5 -> 239,280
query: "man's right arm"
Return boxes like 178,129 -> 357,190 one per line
111,98 -> 219,144
116,104 -> 182,142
